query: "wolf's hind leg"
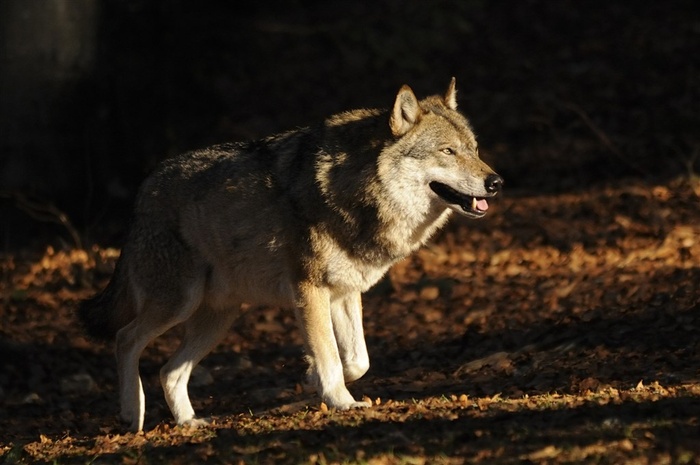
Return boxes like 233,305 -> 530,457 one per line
115,287 -> 203,432
331,292 -> 370,383
116,311 -> 179,432
160,305 -> 239,426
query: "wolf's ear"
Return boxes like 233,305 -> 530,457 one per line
390,85 -> 420,137
445,77 -> 457,110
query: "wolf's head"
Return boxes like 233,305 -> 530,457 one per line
386,78 -> 503,219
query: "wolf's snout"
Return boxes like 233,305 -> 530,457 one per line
485,174 -> 504,194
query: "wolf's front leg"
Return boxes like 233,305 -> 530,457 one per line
296,284 -> 371,409
331,292 -> 370,383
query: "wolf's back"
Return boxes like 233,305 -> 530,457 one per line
78,257 -> 135,341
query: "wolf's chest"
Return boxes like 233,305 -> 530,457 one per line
321,243 -> 394,294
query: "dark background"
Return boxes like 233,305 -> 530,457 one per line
1,0 -> 698,249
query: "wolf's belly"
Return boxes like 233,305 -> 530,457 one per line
204,262 -> 296,309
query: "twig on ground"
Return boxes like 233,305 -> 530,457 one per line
0,191 -> 83,250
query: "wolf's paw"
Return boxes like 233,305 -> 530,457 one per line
344,399 -> 372,410
325,393 -> 372,411
120,411 -> 144,433
180,417 -> 211,429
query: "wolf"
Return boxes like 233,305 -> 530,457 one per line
79,78 -> 503,431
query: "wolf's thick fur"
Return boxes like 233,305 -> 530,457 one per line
79,79 -> 503,431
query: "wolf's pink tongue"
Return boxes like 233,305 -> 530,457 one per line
476,198 -> 489,211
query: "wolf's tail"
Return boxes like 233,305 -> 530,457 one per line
78,256 -> 136,341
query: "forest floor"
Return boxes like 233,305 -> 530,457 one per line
1,176 -> 699,464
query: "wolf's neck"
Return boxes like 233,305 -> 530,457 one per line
378,198 -> 452,258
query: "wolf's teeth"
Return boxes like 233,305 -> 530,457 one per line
471,197 -> 477,210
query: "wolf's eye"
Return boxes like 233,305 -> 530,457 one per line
441,148 -> 456,156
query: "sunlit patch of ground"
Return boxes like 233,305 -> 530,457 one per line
1,179 -> 698,463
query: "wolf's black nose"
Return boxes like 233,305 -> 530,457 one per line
485,174 -> 503,194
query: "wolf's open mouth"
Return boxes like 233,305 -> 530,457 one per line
429,181 -> 489,216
